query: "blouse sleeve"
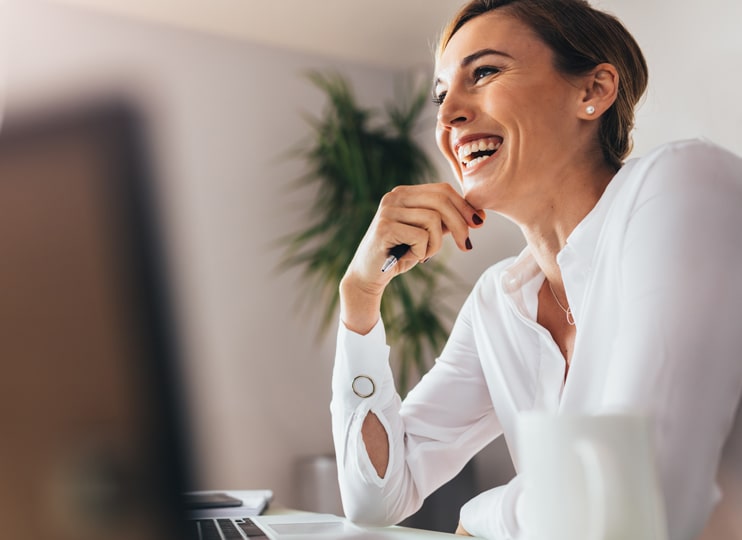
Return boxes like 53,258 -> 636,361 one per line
602,140 -> 742,540
330,287 -> 501,527
459,476 -> 526,538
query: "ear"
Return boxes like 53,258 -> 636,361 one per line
577,63 -> 619,120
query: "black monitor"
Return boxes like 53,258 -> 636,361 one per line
0,99 -> 192,540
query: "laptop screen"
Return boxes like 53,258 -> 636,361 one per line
0,100 -> 191,540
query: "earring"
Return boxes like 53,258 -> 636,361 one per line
586,105 -> 596,115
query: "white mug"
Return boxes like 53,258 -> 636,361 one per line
517,412 -> 668,540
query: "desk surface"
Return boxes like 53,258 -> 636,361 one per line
193,489 -> 465,538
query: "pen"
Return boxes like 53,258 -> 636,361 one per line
381,243 -> 410,273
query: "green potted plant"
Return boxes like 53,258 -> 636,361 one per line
281,71 -> 461,395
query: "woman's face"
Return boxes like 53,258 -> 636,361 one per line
434,11 -> 590,213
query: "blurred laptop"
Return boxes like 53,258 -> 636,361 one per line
0,98 -> 457,539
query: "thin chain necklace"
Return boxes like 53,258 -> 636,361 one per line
548,281 -> 575,325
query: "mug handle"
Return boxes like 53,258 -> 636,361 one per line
573,439 -> 610,539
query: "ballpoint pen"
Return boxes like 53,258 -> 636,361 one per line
380,243 -> 410,273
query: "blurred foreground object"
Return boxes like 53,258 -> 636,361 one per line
0,99 -> 190,540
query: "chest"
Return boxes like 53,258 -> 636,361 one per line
473,261 -> 624,423
536,281 -> 577,375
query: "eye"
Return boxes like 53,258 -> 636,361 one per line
431,90 -> 447,107
473,66 -> 501,82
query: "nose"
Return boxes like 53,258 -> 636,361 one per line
437,87 -> 473,129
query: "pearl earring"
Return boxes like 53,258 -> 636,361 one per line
586,105 -> 596,115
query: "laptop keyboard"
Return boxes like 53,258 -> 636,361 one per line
189,518 -> 269,539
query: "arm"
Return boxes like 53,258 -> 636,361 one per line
332,185 -> 496,524
332,266 -> 500,526
603,141 -> 742,539
337,182 -> 485,475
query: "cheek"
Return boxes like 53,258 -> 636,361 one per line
435,126 -> 463,182
435,126 -> 457,167
434,123 -> 446,152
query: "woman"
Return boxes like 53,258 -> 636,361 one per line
331,0 -> 742,538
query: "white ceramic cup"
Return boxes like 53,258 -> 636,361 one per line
517,412 -> 668,540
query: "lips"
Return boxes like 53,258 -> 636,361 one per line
456,136 -> 503,169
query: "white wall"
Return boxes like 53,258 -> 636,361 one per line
598,0 -> 742,157
5,0 -> 740,513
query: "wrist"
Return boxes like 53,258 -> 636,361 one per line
339,274 -> 383,335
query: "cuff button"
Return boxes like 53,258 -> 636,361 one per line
352,375 -> 375,398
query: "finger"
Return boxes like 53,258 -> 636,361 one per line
374,220 -> 435,265
394,186 -> 474,252
379,207 -> 445,260
422,183 -> 486,229
387,183 -> 483,227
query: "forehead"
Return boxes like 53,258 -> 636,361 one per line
435,11 -> 546,82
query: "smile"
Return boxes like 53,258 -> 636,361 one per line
457,136 -> 503,168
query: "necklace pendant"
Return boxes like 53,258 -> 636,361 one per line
548,280 -> 576,326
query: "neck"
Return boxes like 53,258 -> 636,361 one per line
518,160 -> 615,287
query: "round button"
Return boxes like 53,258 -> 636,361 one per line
352,375 -> 375,398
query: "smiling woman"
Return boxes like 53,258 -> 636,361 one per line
433,11 -> 619,215
329,0 -> 742,539
435,0 -> 648,170
432,5 -> 647,219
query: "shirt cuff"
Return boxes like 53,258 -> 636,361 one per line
332,318 -> 395,409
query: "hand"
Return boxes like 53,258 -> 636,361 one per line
455,521 -> 473,536
339,183 -> 485,334
354,182 -> 483,279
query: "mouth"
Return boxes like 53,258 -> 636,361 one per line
457,136 -> 503,169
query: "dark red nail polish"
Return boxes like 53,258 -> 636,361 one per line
472,214 -> 483,225
465,237 -> 473,250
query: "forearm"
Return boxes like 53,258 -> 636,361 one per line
458,477 -> 526,539
332,274 -> 500,528
330,319 -> 421,525
339,276 -> 391,480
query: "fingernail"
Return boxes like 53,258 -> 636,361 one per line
465,237 -> 473,250
472,213 -> 483,225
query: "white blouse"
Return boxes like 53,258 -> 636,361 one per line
331,139 -> 742,540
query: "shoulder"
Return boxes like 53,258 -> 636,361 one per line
608,139 -> 742,213
640,138 -> 735,160
627,139 -> 742,191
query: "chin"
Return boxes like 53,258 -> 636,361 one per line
460,172 -> 491,205
462,185 -> 491,211
460,164 -> 506,211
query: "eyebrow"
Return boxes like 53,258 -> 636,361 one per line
434,48 -> 514,88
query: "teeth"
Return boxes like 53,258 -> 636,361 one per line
468,155 -> 489,167
457,137 -> 502,165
